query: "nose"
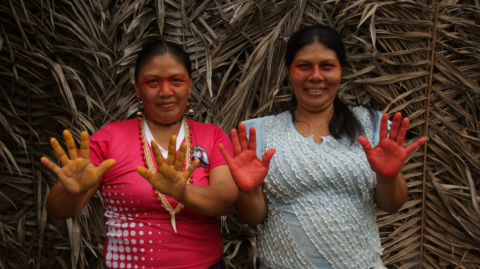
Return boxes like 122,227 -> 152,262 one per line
158,81 -> 173,97
308,66 -> 324,81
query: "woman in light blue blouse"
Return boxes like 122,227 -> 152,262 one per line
219,25 -> 425,269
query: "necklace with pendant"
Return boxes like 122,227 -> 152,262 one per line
138,114 -> 193,233
296,110 -> 333,138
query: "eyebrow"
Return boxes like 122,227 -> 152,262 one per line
294,59 -> 337,63
141,73 -> 188,77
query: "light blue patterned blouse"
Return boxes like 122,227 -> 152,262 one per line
243,107 -> 385,269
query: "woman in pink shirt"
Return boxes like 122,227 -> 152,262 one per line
41,40 -> 238,269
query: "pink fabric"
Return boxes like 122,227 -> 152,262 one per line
88,118 -> 233,269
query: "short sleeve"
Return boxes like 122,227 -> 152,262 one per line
242,117 -> 269,160
88,124 -> 112,181
208,126 -> 234,170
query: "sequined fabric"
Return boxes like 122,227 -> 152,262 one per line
243,107 -> 384,269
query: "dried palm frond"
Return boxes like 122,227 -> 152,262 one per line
0,0 -> 479,268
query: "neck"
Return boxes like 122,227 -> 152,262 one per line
294,105 -> 334,124
144,114 -> 184,150
145,114 -> 183,127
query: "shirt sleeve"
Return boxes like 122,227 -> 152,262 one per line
208,126 -> 234,170
88,124 -> 112,181
242,117 -> 268,160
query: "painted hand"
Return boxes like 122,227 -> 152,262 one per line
40,130 -> 116,195
219,123 -> 275,192
358,112 -> 425,179
136,136 -> 199,200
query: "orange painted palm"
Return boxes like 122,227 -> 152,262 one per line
40,130 -> 116,195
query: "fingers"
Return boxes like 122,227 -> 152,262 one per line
219,143 -> 235,167
63,130 -> 78,160
175,143 -> 187,171
357,136 -> 372,155
183,159 -> 199,181
136,166 -> 156,183
262,149 -> 275,168
40,156 -> 62,176
79,131 -> 90,159
97,159 -> 116,178
379,114 -> 389,140
388,112 -> 402,142
151,140 -> 166,166
395,118 -> 409,146
230,128 -> 242,157
166,136 -> 177,166
50,137 -> 70,167
238,123 -> 248,152
248,127 -> 257,151
404,137 -> 425,155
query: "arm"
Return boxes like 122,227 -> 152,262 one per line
375,173 -> 407,213
41,130 -> 115,219
219,124 -> 274,225
236,184 -> 268,226
46,181 -> 101,219
358,112 -> 425,213
178,165 -> 238,217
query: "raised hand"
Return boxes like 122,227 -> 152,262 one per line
358,112 -> 425,179
40,130 -> 116,195
136,136 -> 199,200
219,123 -> 275,192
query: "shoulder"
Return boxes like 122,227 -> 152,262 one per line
349,106 -> 381,123
242,111 -> 289,130
105,118 -> 140,130
188,120 -> 224,134
91,118 -> 139,143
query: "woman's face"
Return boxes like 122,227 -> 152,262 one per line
135,53 -> 192,124
288,41 -> 342,114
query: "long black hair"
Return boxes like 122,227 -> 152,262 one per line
285,25 -> 369,144
134,40 -> 192,82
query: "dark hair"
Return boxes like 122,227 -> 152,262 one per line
285,25 -> 367,144
134,40 -> 192,82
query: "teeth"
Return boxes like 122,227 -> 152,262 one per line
306,89 -> 325,93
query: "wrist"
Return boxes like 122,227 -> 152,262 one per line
173,184 -> 188,204
239,185 -> 263,197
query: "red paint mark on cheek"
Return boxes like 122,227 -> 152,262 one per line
139,77 -> 161,92
290,66 -> 311,79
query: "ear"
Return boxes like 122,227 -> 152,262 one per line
134,83 -> 141,99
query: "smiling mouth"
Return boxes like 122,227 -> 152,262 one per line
305,88 -> 326,93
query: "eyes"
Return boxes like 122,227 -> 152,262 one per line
295,63 -> 336,70
140,76 -> 188,89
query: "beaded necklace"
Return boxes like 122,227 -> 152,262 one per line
138,114 -> 193,233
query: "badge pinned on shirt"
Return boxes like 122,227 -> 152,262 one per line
191,146 -> 209,168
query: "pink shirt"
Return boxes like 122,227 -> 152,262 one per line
89,118 -> 234,269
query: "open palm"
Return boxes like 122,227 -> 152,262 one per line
219,123 -> 275,192
136,136 -> 199,200
40,130 -> 115,195
358,112 -> 425,179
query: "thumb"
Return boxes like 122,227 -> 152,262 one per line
97,159 -> 116,178
262,149 -> 275,168
136,166 -> 155,184
357,136 -> 372,155
219,143 -> 235,168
